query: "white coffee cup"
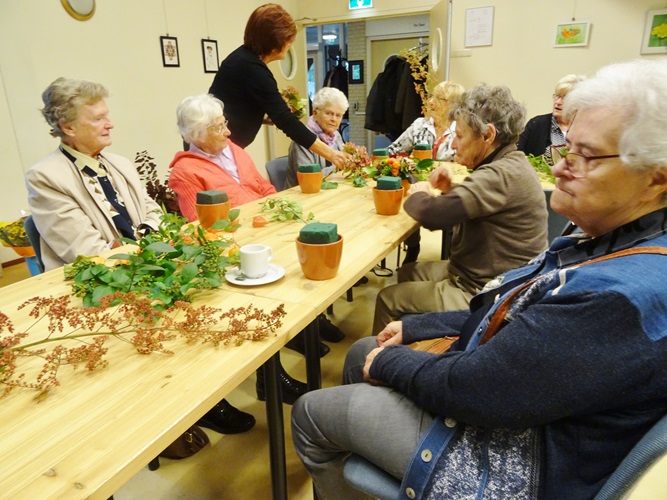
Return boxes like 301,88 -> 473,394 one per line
240,244 -> 273,279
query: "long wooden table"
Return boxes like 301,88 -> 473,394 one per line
0,178 -> 418,499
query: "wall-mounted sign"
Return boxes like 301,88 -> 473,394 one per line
349,0 -> 372,10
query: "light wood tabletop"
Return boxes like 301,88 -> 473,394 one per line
0,176 -> 418,500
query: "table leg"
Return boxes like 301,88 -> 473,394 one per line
304,319 -> 322,391
263,355 -> 287,500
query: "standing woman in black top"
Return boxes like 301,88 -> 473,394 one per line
209,3 -> 349,169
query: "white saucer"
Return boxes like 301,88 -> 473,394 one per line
225,264 -> 285,286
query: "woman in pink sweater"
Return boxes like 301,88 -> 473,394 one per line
169,94 -> 276,221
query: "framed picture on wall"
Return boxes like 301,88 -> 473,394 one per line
160,36 -> 179,67
202,39 -> 219,73
348,60 -> 364,84
554,21 -> 590,47
641,9 -> 667,54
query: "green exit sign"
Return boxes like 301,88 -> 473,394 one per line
349,0 -> 372,10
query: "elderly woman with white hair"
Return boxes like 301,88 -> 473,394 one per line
285,86 -> 349,189
292,58 -> 667,500
168,93 -> 276,221
388,80 -> 465,161
518,73 -> 587,158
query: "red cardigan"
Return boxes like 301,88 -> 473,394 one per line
168,141 -> 276,221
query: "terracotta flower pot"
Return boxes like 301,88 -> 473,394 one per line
372,188 -> 403,215
297,171 -> 323,194
401,179 -> 411,197
195,201 -> 231,230
295,235 -> 343,280
11,245 -> 35,258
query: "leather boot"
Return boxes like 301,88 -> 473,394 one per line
285,331 -> 330,357
196,399 -> 256,434
256,364 -> 308,405
402,243 -> 420,266
317,313 -> 345,343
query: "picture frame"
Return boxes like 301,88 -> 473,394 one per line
201,39 -> 219,73
160,36 -> 179,67
641,9 -> 667,54
554,21 -> 591,48
348,60 -> 364,84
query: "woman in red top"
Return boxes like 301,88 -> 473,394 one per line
169,93 -> 277,221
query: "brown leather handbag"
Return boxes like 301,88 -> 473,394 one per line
159,425 -> 209,460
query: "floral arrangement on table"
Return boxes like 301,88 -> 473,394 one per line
280,86 -> 306,120
0,208 -> 287,400
0,217 -> 30,249
339,142 -> 372,187
365,153 -> 435,182
64,208 -> 241,310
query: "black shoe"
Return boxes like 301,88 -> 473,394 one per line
318,313 -> 345,343
402,244 -> 420,266
285,331 -> 330,357
196,399 -> 256,434
354,276 -> 369,286
256,366 -> 308,405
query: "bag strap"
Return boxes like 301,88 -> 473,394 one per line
479,246 -> 667,345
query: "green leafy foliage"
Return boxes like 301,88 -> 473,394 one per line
259,198 -> 315,224
64,209 -> 240,309
526,154 -> 556,184
321,179 -> 338,190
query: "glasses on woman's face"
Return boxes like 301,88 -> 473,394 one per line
552,94 -> 566,101
550,145 -> 620,178
321,110 -> 344,120
209,120 -> 229,134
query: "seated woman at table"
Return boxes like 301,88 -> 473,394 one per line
25,77 -> 256,439
168,93 -> 276,221
169,92 -> 310,405
372,83 -> 548,335
387,80 -> 464,161
387,80 -> 465,264
292,58 -> 667,499
517,73 -> 586,160
285,87 -> 348,189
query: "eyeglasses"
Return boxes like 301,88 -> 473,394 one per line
321,110 -> 344,120
209,120 -> 229,134
550,145 -> 620,178
552,94 -> 566,101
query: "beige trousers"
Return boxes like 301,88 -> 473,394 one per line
372,261 -> 473,335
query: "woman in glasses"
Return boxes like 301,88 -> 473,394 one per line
285,87 -> 349,189
517,74 -> 586,159
168,93 -> 276,222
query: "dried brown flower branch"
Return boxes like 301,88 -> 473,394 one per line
0,292 -> 285,400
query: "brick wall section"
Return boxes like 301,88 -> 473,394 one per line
346,21 -> 367,148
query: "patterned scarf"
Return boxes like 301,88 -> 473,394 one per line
308,115 -> 336,147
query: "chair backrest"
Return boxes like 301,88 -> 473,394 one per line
23,215 -> 44,274
594,412 -> 667,499
265,156 -> 290,192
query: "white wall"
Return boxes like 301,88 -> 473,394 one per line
447,0 -> 667,118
